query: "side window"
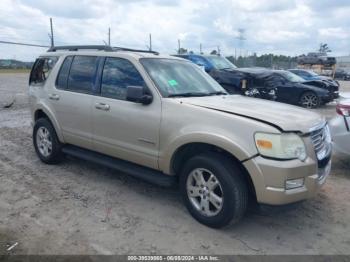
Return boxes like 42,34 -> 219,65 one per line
29,57 -> 58,85
265,76 -> 283,86
101,57 -> 145,100
56,56 -> 73,89
67,56 -> 98,94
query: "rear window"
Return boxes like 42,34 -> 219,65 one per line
67,56 -> 99,94
29,57 -> 58,85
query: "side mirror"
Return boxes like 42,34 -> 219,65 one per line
126,86 -> 153,105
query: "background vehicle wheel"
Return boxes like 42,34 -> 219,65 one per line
33,118 -> 63,164
300,91 -> 320,109
180,153 -> 248,228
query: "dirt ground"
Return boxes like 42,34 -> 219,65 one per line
0,73 -> 349,255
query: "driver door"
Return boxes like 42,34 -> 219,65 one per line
92,57 -> 161,169
266,75 -> 290,102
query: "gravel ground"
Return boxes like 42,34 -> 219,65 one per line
0,73 -> 349,255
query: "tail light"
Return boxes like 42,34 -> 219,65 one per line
336,103 -> 350,116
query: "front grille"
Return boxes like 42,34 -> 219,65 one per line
310,124 -> 332,161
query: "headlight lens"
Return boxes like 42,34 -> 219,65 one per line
255,132 -> 307,161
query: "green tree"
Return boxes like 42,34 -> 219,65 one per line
319,43 -> 331,53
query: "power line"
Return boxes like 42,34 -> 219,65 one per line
0,40 -> 49,48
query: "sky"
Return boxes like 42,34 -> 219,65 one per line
0,0 -> 350,61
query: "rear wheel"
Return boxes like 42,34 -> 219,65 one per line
33,118 -> 63,164
300,91 -> 320,109
180,153 -> 248,228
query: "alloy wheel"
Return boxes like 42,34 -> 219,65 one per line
36,126 -> 52,157
186,168 -> 224,217
301,93 -> 319,108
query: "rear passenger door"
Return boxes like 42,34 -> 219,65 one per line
51,55 -> 100,149
92,57 -> 161,169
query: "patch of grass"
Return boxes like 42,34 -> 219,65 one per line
0,69 -> 30,74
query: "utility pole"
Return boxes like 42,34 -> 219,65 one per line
108,27 -> 111,46
178,39 -> 181,54
149,33 -> 152,51
49,17 -> 54,47
200,43 -> 202,54
217,45 -> 220,55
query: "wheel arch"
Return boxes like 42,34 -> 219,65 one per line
166,141 -> 257,200
33,107 -> 65,143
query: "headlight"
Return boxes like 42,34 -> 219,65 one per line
268,89 -> 276,96
254,132 -> 307,161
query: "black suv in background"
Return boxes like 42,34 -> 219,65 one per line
175,54 -> 276,100
334,68 -> 350,80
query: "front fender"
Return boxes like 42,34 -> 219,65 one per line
159,132 -> 255,175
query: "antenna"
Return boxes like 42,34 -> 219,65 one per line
108,27 -> 111,46
49,17 -> 54,47
149,33 -> 152,51
236,28 -> 246,57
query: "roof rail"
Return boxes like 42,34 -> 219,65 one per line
47,45 -> 159,55
112,46 -> 159,55
47,45 -> 113,52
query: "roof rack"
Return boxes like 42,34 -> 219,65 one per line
47,45 -> 159,55
112,46 -> 159,55
47,45 -> 113,52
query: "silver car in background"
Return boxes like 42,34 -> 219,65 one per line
329,96 -> 350,156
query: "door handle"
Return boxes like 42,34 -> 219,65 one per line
95,103 -> 110,111
49,94 -> 60,101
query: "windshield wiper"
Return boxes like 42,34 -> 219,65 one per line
167,92 -> 210,98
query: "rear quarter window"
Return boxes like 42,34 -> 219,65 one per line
29,57 -> 58,85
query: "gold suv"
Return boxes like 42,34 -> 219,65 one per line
29,46 -> 332,228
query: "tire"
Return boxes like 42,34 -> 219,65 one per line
180,153 -> 248,228
33,118 -> 63,164
299,91 -> 320,109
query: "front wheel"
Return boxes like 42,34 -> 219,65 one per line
300,91 -> 320,109
180,153 -> 248,228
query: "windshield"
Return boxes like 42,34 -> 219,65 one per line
140,58 -> 227,97
304,70 -> 318,77
278,71 -> 305,83
205,56 -> 237,70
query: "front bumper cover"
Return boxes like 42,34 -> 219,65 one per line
243,152 -> 331,205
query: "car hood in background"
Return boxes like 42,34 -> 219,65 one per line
302,80 -> 328,89
181,95 -> 324,133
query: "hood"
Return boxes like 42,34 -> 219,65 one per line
181,95 -> 324,133
317,76 -> 339,86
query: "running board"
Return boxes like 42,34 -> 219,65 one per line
62,145 -> 176,187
